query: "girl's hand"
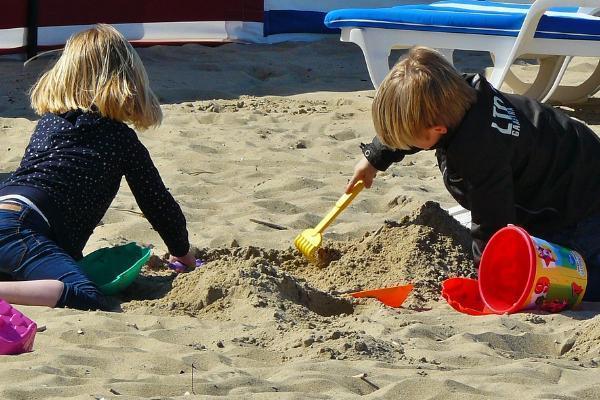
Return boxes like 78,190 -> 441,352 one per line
346,156 -> 378,193
169,251 -> 196,268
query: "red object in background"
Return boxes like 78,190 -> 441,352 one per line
441,277 -> 493,316
0,0 -> 28,55
0,0 -> 27,29
37,0 -> 264,26
0,0 -> 265,55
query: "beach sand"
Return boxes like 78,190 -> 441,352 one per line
1,39 -> 600,399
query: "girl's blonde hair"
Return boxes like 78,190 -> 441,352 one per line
372,46 -> 476,150
30,24 -> 162,129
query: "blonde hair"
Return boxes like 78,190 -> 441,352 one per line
372,46 -> 476,150
30,24 -> 162,129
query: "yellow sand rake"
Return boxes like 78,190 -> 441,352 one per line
294,180 -> 364,263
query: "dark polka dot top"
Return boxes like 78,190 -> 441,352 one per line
0,110 -> 189,260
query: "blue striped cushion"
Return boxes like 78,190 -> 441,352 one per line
430,0 -> 577,14
325,0 -> 600,41
263,0 -> 403,36
264,10 -> 337,35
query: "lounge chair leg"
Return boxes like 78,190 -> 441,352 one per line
541,56 -> 572,103
488,49 -> 563,102
503,55 -> 567,101
499,55 -> 600,104
345,28 -> 393,88
548,61 -> 600,104
437,49 -> 455,66
488,49 -> 515,90
362,47 -> 392,88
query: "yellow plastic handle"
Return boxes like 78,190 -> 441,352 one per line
314,180 -> 364,233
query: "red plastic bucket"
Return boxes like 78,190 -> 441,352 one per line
478,226 -> 587,314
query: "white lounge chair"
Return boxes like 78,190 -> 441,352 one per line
325,0 -> 600,103
447,205 -> 472,228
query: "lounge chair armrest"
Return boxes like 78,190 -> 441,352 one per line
525,0 -> 598,26
510,0 -> 599,62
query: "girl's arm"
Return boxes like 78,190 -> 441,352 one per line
122,134 -> 190,258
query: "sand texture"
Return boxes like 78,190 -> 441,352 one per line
1,39 -> 600,399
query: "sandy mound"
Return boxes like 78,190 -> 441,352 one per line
126,255 -> 354,319
124,201 -> 474,314
282,201 -> 475,307
120,201 -> 474,362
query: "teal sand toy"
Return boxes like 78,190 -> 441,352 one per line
78,243 -> 152,296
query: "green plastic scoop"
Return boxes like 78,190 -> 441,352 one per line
78,243 -> 151,295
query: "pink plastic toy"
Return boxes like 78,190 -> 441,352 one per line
0,299 -> 37,355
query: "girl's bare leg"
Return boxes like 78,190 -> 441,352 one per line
0,280 -> 64,307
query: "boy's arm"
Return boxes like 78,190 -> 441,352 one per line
346,137 -> 421,193
360,136 -> 420,171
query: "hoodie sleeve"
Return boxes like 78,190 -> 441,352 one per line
122,133 -> 190,257
360,136 -> 421,171
468,163 -> 516,264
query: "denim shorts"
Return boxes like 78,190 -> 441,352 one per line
543,213 -> 600,301
0,200 -> 106,310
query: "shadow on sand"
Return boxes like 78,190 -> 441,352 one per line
0,41 -> 494,119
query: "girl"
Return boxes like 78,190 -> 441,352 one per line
0,24 -> 195,310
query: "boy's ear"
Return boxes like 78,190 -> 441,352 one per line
431,125 -> 448,135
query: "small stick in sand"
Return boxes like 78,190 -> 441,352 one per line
249,218 -> 288,230
180,169 -> 216,176
191,362 -> 197,395
110,207 -> 145,217
352,373 -> 380,390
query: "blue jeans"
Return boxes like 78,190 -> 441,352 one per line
542,214 -> 600,301
0,200 -> 106,310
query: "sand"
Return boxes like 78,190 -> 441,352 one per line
1,39 -> 600,399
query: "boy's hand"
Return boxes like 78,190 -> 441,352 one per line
346,156 -> 378,193
169,251 -> 196,268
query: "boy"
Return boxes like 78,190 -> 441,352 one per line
346,46 -> 600,301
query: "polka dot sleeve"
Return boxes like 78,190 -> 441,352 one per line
121,132 -> 190,257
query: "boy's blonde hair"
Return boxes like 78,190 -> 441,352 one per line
30,24 -> 162,129
372,46 -> 476,150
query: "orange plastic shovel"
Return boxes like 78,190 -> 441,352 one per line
350,284 -> 414,308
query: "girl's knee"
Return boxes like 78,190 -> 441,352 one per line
57,282 -> 107,310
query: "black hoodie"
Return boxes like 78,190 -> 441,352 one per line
361,74 -> 600,263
